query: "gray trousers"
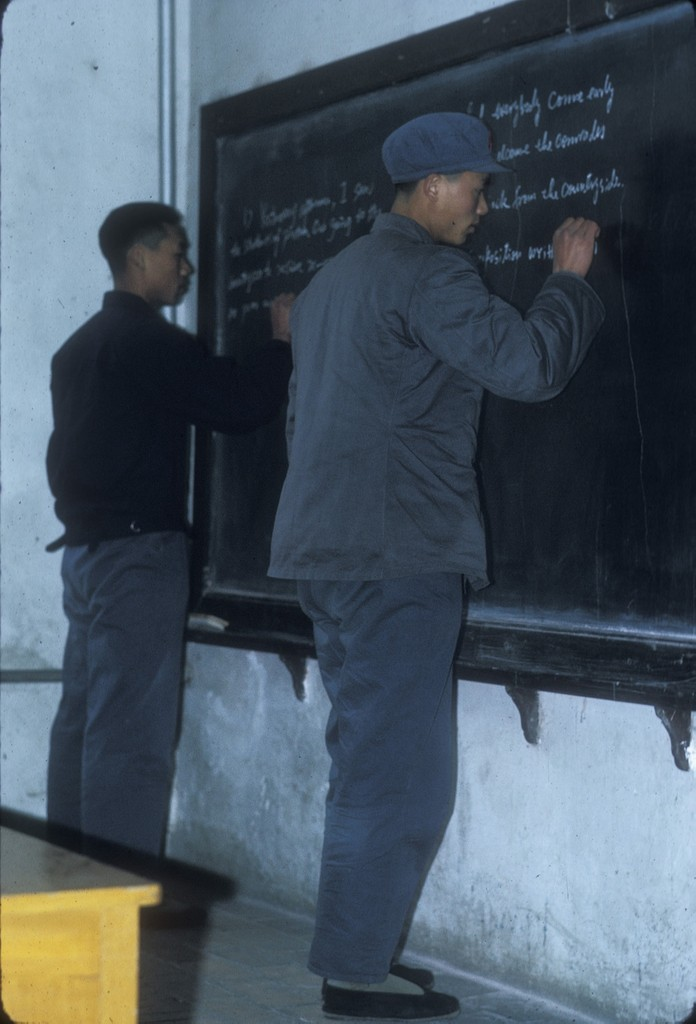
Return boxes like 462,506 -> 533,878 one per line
298,573 -> 463,983
47,532 -> 190,856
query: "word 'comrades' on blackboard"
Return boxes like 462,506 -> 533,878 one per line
193,2 -> 696,706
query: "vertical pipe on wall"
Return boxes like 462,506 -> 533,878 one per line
158,0 -> 177,206
158,0 -> 178,322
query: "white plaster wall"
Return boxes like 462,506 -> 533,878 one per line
187,0 -> 515,103
419,684 -> 696,1018
169,644 -> 329,908
0,684 -> 60,817
1,0 -> 160,669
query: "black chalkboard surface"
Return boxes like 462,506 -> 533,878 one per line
191,0 -> 696,711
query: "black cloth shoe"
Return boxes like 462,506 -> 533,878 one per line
322,981 -> 460,1020
389,963 -> 435,991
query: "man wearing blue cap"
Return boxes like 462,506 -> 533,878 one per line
270,112 -> 603,1020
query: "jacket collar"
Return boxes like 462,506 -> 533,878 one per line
102,290 -> 159,315
371,211 -> 434,245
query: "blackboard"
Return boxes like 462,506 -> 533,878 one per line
191,0 -> 696,711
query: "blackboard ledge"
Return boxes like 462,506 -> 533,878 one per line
188,592 -> 696,711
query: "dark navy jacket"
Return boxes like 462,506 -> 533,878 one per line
269,212 -> 604,588
47,290 -> 292,546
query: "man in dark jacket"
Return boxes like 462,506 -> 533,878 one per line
46,201 -> 292,859
269,113 -> 603,1021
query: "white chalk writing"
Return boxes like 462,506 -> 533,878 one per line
225,66 -> 625,321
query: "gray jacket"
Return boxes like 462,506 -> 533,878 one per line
269,212 -> 604,587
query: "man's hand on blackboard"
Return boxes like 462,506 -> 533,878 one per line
552,217 -> 600,279
270,292 -> 295,343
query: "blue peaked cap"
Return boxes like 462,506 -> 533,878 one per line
382,112 -> 509,182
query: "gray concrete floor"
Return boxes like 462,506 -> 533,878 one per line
138,896 -> 611,1024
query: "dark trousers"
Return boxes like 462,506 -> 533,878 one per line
298,573 -> 462,983
47,532 -> 190,856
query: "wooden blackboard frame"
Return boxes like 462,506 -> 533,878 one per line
190,0 -> 696,719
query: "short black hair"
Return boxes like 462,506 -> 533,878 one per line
394,180 -> 419,198
98,202 -> 184,274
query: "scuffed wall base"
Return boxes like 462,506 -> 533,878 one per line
0,683 -> 60,817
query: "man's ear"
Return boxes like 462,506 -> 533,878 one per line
126,243 -> 147,273
422,174 -> 442,202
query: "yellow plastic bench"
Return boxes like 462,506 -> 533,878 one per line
0,825 -> 160,1024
